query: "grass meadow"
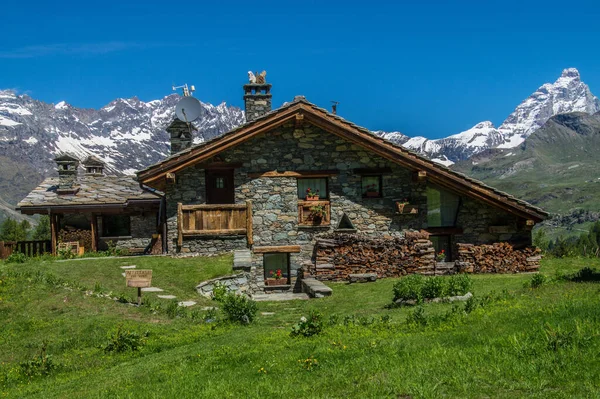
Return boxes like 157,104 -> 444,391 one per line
1,255 -> 599,398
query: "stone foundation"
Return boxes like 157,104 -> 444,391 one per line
455,243 -> 541,273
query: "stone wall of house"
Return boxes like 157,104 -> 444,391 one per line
164,120 -> 428,259
451,197 -> 532,249
99,213 -> 157,252
163,119 -> 535,283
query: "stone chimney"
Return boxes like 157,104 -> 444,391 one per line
83,155 -> 105,176
54,153 -> 79,193
244,82 -> 272,122
166,119 -> 195,155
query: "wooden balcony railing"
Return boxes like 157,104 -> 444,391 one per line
298,200 -> 331,226
177,201 -> 253,246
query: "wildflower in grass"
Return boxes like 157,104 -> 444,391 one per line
258,367 -> 267,374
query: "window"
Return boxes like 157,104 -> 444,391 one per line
297,178 -> 328,199
101,215 -> 131,237
215,177 -> 225,189
361,175 -> 382,198
430,235 -> 452,262
263,253 -> 290,283
427,186 -> 460,227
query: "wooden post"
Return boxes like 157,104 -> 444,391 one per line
246,200 -> 253,246
50,214 -> 57,256
90,213 -> 98,252
138,287 -> 142,306
177,202 -> 183,247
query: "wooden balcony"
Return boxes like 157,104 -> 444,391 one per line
298,200 -> 331,226
177,201 -> 253,246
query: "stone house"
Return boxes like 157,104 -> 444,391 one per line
18,154 -> 164,254
137,81 -> 548,290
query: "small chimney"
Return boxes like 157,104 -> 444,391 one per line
54,153 -> 79,193
331,101 -> 339,115
244,73 -> 272,122
83,155 -> 105,176
166,119 -> 195,155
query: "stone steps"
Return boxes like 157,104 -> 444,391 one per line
233,250 -> 252,271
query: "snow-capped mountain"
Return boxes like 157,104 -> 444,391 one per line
377,68 -> 600,164
0,91 -> 244,177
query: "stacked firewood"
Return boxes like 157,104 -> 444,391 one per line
312,233 -> 436,281
58,229 -> 93,252
455,242 -> 541,273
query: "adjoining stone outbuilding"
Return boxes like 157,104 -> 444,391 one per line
137,80 -> 548,293
18,154 -> 164,255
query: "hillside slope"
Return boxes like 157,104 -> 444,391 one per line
453,111 -> 600,232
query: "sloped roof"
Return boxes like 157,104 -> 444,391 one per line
137,97 -> 548,221
17,175 -> 161,214
82,155 -> 105,167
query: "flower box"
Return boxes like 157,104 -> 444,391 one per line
365,191 -> 380,198
306,195 -> 320,201
265,278 -> 288,286
396,202 -> 418,214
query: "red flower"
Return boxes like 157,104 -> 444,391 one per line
441,250 -> 445,253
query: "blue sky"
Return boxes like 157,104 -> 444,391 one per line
1,0 -> 599,138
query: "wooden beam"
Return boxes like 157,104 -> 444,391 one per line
182,228 -> 246,236
90,213 -> 98,252
177,203 -> 183,247
246,200 -> 253,246
413,170 -> 427,181
50,214 -> 57,256
181,203 -> 247,211
426,227 -> 463,235
247,170 -> 339,178
295,113 -> 304,128
253,245 -> 301,253
200,162 -> 243,169
353,167 -> 392,175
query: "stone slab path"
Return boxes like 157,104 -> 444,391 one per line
120,265 -> 137,269
252,293 -> 310,302
157,295 -> 176,299
178,301 -> 197,307
141,287 -> 164,293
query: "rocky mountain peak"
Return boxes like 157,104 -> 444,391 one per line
560,67 -> 580,79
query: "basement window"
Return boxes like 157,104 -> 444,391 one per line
101,215 -> 131,237
263,253 -> 290,283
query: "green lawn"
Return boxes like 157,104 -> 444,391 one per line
1,256 -> 600,398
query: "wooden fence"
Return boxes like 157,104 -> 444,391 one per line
0,240 -> 52,259
177,201 -> 253,246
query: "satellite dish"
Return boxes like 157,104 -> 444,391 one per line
175,96 -> 202,122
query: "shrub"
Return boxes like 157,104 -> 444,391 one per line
525,273 -> 547,289
421,277 -> 445,299
104,325 -> 147,353
405,306 -> 428,327
211,282 -> 228,302
291,310 -> 324,337
217,292 -> 258,324
6,252 -> 27,264
392,274 -> 425,302
446,274 -> 473,296
19,342 -> 57,378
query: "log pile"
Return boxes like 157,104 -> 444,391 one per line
311,233 -> 436,281
455,242 -> 541,273
58,229 -> 93,253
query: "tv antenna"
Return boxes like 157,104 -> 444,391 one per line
172,83 -> 195,97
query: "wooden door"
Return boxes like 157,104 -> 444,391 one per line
206,169 -> 235,204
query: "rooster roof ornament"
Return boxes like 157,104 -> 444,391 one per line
248,70 -> 267,84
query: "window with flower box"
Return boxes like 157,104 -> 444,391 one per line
361,175 -> 382,198
263,253 -> 290,285
297,178 -> 330,226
